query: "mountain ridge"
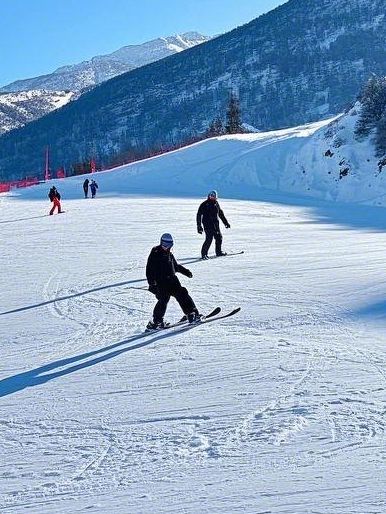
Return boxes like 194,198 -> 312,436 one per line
0,32 -> 210,93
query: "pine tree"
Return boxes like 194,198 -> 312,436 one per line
355,75 -> 386,140
205,120 -> 217,138
225,93 -> 243,134
214,116 -> 225,136
375,107 -> 386,157
205,117 -> 225,138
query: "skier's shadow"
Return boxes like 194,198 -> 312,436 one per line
0,324 -> 195,399
0,257 -> 206,317
0,253 -> 210,316
0,278 -> 148,316
0,215 -> 49,224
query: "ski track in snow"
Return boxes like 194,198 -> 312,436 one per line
0,195 -> 385,513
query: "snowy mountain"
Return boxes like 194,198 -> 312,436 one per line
0,32 -> 208,137
0,0 -> 385,181
0,90 -> 74,136
1,133 -> 386,512
0,32 -> 210,93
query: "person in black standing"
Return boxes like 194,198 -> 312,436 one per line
83,178 -> 89,198
196,190 -> 230,259
146,233 -> 200,330
90,179 -> 98,198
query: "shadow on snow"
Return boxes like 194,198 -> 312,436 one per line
0,278 -> 147,316
0,214 -> 49,224
0,324 -> 196,399
7,187 -> 386,233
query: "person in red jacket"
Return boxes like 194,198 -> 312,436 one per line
48,186 -> 62,215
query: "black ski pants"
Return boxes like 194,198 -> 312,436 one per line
201,227 -> 223,257
153,278 -> 196,322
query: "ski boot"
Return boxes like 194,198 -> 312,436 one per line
146,319 -> 169,331
187,311 -> 203,324
201,255 -> 209,260
216,251 -> 227,257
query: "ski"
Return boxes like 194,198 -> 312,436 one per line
171,307 -> 241,333
200,251 -> 244,261
214,251 -> 244,258
196,307 -> 241,325
145,307 -> 221,333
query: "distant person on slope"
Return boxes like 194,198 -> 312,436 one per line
48,186 -> 62,215
90,179 -> 98,198
83,178 -> 89,198
146,233 -> 201,330
196,190 -> 230,259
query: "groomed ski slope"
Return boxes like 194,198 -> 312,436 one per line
1,129 -> 386,512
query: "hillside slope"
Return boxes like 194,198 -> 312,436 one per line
16,107 -> 386,208
0,0 -> 385,180
0,90 -> 74,136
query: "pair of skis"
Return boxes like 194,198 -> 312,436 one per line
201,250 -> 244,261
145,306 -> 241,333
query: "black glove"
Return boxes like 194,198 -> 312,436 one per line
185,270 -> 193,278
148,284 -> 158,295
197,226 -> 203,234
225,223 -> 231,229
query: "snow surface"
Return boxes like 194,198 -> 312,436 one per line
1,121 -> 386,513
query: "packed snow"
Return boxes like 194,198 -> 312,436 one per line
1,121 -> 385,513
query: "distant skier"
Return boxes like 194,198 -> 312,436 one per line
48,186 -> 62,215
146,233 -> 201,330
90,179 -> 98,198
196,190 -> 230,259
83,178 -> 89,198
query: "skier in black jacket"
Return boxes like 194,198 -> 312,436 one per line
196,190 -> 230,259
83,179 -> 89,198
146,233 -> 200,329
90,179 -> 98,198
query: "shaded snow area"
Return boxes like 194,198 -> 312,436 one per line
1,181 -> 386,512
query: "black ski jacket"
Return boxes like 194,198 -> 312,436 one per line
48,188 -> 61,201
196,199 -> 229,232
146,246 -> 191,287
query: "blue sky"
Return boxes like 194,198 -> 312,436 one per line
0,0 -> 287,87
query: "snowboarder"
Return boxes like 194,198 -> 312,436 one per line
146,233 -> 200,330
48,186 -> 62,215
83,178 -> 89,198
90,179 -> 98,198
196,190 -> 230,259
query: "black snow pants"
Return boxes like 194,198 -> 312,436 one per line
201,227 -> 223,257
153,277 -> 197,322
